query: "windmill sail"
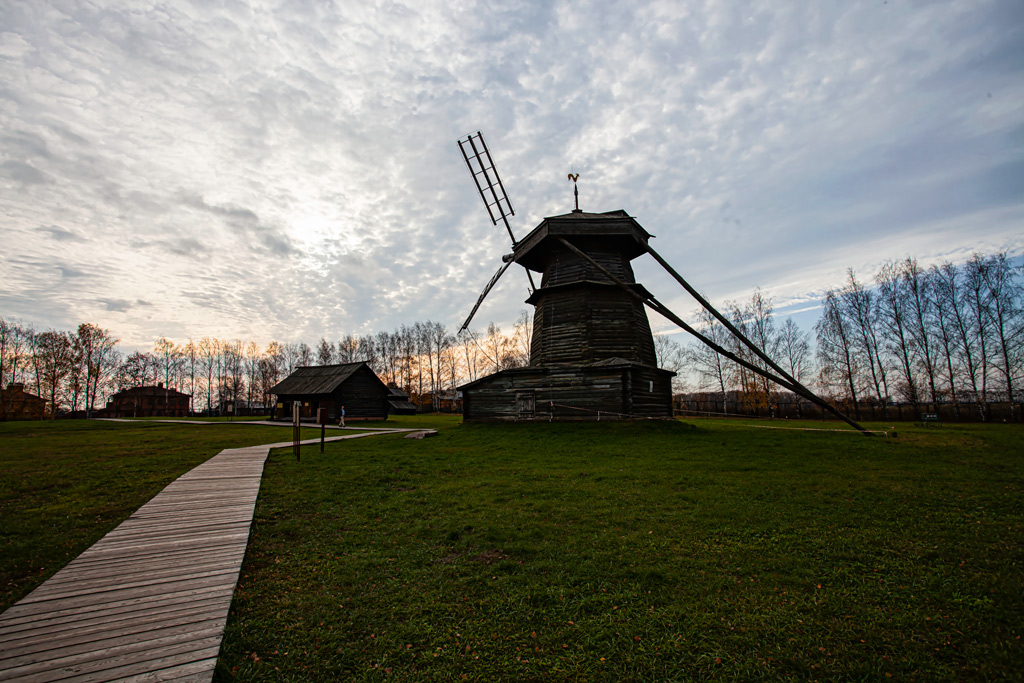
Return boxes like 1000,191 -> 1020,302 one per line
459,255 -> 514,334
458,131 -> 516,244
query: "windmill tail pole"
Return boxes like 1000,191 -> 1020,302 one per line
643,243 -> 871,435
555,237 -> 800,394
645,243 -> 807,386
556,238 -> 872,436
643,297 -> 869,434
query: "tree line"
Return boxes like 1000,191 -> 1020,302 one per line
813,253 -> 1021,420
3,251 -> 1020,420
0,313 -> 536,418
685,251 -> 1022,421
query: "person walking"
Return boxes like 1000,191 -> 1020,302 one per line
339,405 -> 345,427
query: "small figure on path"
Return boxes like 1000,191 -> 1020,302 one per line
339,405 -> 345,427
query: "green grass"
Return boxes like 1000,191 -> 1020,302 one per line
0,419 -> 355,610
214,417 -> 1024,682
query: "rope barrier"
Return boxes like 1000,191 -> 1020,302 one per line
541,402 -> 892,436
545,401 -> 672,421
748,424 -> 892,437
674,407 -> 776,420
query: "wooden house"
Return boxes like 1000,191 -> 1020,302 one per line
270,362 -> 389,421
461,209 -> 675,421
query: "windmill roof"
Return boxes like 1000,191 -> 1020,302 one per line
513,209 -> 652,272
270,362 -> 371,395
542,209 -> 633,220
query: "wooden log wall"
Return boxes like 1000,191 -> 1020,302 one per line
463,364 -> 673,421
528,241 -> 657,367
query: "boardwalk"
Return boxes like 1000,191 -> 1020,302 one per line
0,428 -> 413,682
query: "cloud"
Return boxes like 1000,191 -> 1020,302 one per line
0,0 -> 1020,350
182,194 -> 294,257
0,160 -> 49,186
100,298 -> 151,313
36,225 -> 85,242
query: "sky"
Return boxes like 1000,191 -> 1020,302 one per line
1,0 -> 1022,351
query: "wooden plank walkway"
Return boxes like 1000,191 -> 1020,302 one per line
0,429 -> 411,683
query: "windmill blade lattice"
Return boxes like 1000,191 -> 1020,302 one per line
458,131 -> 516,244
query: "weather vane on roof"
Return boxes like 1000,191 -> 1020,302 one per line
568,170 -> 580,212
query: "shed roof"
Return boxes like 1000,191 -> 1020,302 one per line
270,362 -> 372,396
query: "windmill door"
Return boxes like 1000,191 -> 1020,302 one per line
516,391 -> 535,419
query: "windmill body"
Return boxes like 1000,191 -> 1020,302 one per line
460,209 -> 675,421
518,209 -> 657,367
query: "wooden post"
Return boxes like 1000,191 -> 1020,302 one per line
317,408 -> 328,453
292,401 -> 301,462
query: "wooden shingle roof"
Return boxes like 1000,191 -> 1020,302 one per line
269,362 -> 367,395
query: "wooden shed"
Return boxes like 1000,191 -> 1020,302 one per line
387,387 -> 419,415
270,362 -> 389,421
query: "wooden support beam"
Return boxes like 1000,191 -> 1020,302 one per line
555,237 -> 871,435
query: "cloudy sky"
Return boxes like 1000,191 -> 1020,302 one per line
2,0 -> 1022,350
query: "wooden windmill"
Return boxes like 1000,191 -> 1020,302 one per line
456,131 -> 869,432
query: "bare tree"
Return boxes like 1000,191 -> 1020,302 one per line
964,255 -> 993,412
815,289 -> 860,418
33,330 -> 74,418
842,269 -> 889,402
690,307 -> 731,397
653,333 -> 686,392
260,341 -> 284,410
459,328 -> 485,384
296,342 -> 313,367
778,317 -> 811,385
337,334 -> 358,363
117,351 -> 157,391
1,318 -> 32,395
877,261 -> 919,404
509,310 -> 533,367
316,338 -> 335,365
67,335 -> 85,413
485,322 -> 508,373
929,262 -> 964,413
429,322 -> 455,409
902,258 -> 940,404
181,339 -> 199,415
374,330 -> 398,386
244,341 -> 261,411
744,289 -> 780,413
395,325 -> 417,392
71,323 -> 119,416
356,336 -> 378,373
414,322 -> 431,407
198,338 -> 219,414
223,340 -> 245,410
982,252 -> 1023,417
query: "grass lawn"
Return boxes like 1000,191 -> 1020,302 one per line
0,419 -> 358,611
215,416 -> 1024,682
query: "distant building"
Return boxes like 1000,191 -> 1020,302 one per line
0,382 -> 47,420
270,362 -> 389,421
387,387 -> 418,415
101,383 -> 191,418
